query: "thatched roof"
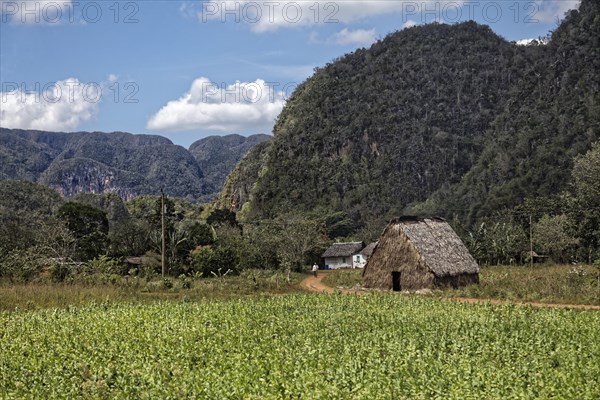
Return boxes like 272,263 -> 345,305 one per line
360,242 -> 378,257
370,217 -> 479,277
322,242 -> 365,258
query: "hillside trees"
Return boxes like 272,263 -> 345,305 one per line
569,141 -> 600,261
57,202 -> 109,261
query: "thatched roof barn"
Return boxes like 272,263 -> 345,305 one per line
363,217 -> 479,291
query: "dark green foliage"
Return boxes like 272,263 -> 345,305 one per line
420,0 -> 600,223
207,209 -> 238,227
568,141 -> 600,261
185,221 -> 214,246
107,219 -> 152,257
73,193 -> 131,226
191,243 -> 240,277
58,202 -> 109,261
232,21 -> 520,226
220,1 -> 600,243
214,141 -> 272,213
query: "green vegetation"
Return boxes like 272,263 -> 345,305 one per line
0,271 -> 303,311
321,269 -> 363,289
189,134 -> 271,202
322,265 -> 600,306
218,0 -> 600,257
0,181 -> 328,285
1,295 -> 598,399
445,264 -> 600,306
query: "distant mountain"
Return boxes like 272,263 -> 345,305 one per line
0,129 -> 268,202
189,134 -> 271,202
0,128 -> 203,200
218,0 -> 599,230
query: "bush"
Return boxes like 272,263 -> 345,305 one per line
48,261 -> 74,283
191,244 -> 239,277
0,248 -> 44,281
85,255 -> 123,275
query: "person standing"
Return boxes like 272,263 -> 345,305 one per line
312,263 -> 319,278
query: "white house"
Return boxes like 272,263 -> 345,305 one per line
322,242 -> 365,269
352,242 -> 378,269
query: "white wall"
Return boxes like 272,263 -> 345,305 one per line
325,255 -> 367,269
353,254 -> 367,269
324,257 -> 353,269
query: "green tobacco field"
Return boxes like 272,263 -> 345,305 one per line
1,294 -> 599,399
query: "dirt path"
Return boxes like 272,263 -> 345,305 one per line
299,272 -> 336,293
299,273 -> 600,310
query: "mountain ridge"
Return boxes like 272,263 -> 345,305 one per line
0,128 -> 269,201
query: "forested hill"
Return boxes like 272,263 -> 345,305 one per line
412,0 -> 600,223
189,134 -> 271,202
219,0 -> 599,230
0,129 -> 269,201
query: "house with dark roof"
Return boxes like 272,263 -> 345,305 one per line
322,242 -> 365,269
363,217 -> 479,291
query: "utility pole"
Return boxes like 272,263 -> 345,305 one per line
161,188 -> 166,278
529,214 -> 533,269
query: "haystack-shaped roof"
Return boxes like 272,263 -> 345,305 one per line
360,242 -> 378,257
322,242 -> 365,258
370,217 -> 479,277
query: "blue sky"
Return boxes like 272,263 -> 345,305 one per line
0,0 -> 580,148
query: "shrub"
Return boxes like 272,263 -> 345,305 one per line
86,255 -> 122,275
0,248 -> 44,281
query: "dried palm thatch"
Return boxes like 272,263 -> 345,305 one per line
322,242 -> 365,258
363,216 -> 479,290
360,242 -> 378,257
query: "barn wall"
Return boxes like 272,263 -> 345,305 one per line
363,224 -> 434,290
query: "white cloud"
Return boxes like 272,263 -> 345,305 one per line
516,38 -> 536,46
534,0 -> 580,24
147,77 -> 287,133
402,20 -> 418,29
108,74 -> 119,82
331,28 -> 376,46
198,1 -> 464,32
516,37 -> 549,46
0,78 -> 99,131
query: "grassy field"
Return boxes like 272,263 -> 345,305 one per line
322,264 -> 600,305
1,294 -> 598,399
0,270 -> 303,311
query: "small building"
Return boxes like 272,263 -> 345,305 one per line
322,242 -> 365,269
352,242 -> 378,269
363,217 -> 479,291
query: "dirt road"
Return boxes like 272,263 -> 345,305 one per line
299,272 -> 335,293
